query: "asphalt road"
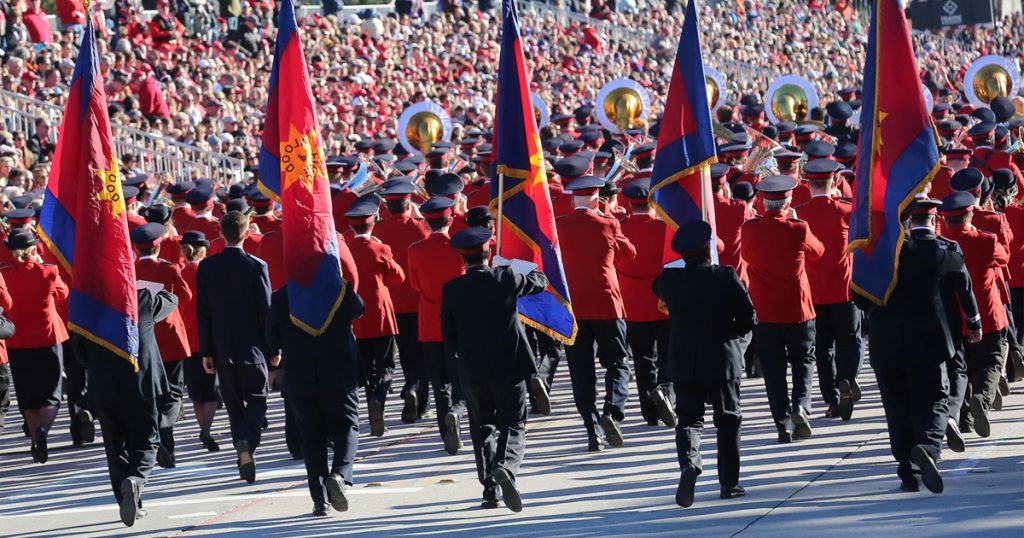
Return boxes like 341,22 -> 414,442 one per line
1,365 -> 1022,537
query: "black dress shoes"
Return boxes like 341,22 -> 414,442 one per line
235,440 -> 256,483
368,401 -> 387,437
119,477 -> 142,527
720,485 -> 746,499
312,502 -> 331,517
675,465 -> 698,508
401,392 -> 419,424
493,467 -> 523,513
442,412 -> 462,455
529,377 -> 551,416
838,379 -> 855,421
910,445 -> 943,494
587,436 -> 606,452
199,430 -> 220,452
481,487 -> 500,509
599,415 -> 624,447
157,446 -> 176,469
324,473 -> 349,513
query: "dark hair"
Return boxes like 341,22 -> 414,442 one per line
682,246 -> 711,265
350,221 -> 372,235
909,214 -> 934,227
460,251 -> 488,267
425,215 -> 451,232
385,199 -> 409,215
716,106 -> 735,123
942,214 -> 968,226
220,211 -> 249,244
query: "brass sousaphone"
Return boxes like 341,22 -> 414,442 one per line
964,55 -> 1020,109
596,79 -> 652,134
532,92 -> 550,128
765,75 -> 819,124
397,102 -> 453,157
704,67 -> 728,113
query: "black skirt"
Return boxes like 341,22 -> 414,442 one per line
183,353 -> 218,403
8,345 -> 63,411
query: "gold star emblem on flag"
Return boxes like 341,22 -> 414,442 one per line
94,159 -> 126,221
281,125 -> 326,194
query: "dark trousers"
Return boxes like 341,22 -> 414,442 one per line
813,302 -> 863,406
753,320 -> 816,428
216,361 -> 269,452
158,360 -> 184,454
292,388 -> 359,504
874,363 -> 947,483
565,319 -> 631,438
1011,288 -> 1023,347
626,320 -> 672,424
395,313 -> 429,414
528,328 -> 563,391
63,341 -> 89,443
946,345 -> 968,423
0,363 -> 9,432
674,378 -> 741,488
463,381 -> 527,489
95,399 -> 160,504
422,342 -> 465,436
357,336 -> 396,408
963,330 -> 1007,423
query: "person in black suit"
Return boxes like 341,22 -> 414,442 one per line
853,200 -> 981,494
441,228 -> 549,513
197,211 -> 275,484
74,287 -> 178,527
266,280 -> 365,518
653,220 -> 756,508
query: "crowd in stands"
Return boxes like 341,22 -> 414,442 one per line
0,0 -> 1021,190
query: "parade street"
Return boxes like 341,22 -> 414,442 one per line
1,369 -> 1021,538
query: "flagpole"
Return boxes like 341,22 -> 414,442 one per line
496,172 -> 505,255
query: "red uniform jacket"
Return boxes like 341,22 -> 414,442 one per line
250,213 -> 282,235
615,213 -> 669,322
331,189 -> 358,232
0,274 -> 12,364
740,211 -> 825,324
929,166 -> 955,202
466,182 -> 492,210
1005,204 -> 1024,288
180,214 -> 221,244
346,235 -> 404,339
127,211 -> 147,232
208,234 -> 262,257
172,205 -> 195,230
790,181 -> 812,207
135,257 -> 192,362
944,225 -> 1009,333
974,209 -> 1013,304
795,195 -> 853,305
1,261 -> 69,349
257,231 -> 359,293
556,208 -> 636,320
180,261 -> 200,352
157,235 -> 184,267
374,213 -> 430,314
552,189 -> 575,218
407,233 -> 466,342
714,193 -> 754,280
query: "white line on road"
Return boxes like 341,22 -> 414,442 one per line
167,512 -> 218,519
0,487 -> 423,519
947,422 -> 1024,475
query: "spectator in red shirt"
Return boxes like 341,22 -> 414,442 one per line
21,0 -> 53,44
55,0 -> 86,31
133,71 -> 171,120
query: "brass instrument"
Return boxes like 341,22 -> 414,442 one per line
741,125 -> 782,176
606,143 -> 640,186
532,92 -> 550,128
704,67 -> 727,113
596,79 -> 652,135
765,75 -> 819,124
397,102 -> 453,156
964,55 -> 1020,109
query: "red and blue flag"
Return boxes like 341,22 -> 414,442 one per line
258,0 -> 347,334
38,16 -> 140,368
848,0 -> 940,305
491,0 -> 576,344
649,0 -> 718,262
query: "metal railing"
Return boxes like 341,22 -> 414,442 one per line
0,89 -> 244,182
519,1 -> 775,86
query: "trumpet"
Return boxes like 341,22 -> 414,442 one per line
606,144 -> 640,186
742,125 -> 782,176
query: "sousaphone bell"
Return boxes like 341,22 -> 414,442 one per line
532,93 -> 550,128
964,55 -> 1020,109
398,102 -> 453,157
704,67 -> 727,114
596,79 -> 651,134
765,75 -> 819,124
